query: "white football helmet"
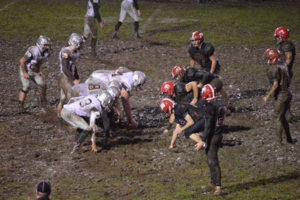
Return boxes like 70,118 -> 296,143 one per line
97,90 -> 113,111
108,79 -> 122,91
107,86 -> 121,100
36,35 -> 51,51
133,71 -> 146,88
68,33 -> 84,49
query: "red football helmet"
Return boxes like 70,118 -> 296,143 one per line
274,27 -> 290,42
190,31 -> 204,46
159,98 -> 175,114
201,84 -> 216,101
264,48 -> 280,65
171,65 -> 186,79
161,81 -> 175,96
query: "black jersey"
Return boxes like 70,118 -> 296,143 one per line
174,103 -> 204,125
174,81 -> 193,103
267,62 -> 290,99
183,67 -> 217,85
188,42 -> 220,73
275,40 -> 295,70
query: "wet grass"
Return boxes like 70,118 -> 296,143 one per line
0,1 -> 299,46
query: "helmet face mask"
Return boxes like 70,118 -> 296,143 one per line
68,33 -> 84,49
264,48 -> 280,65
190,31 -> 204,47
36,35 -> 51,51
97,90 -> 113,111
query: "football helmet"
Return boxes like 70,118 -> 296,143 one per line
68,33 -> 84,49
171,65 -> 186,79
264,48 -> 280,65
160,81 -> 175,97
36,35 -> 51,51
107,86 -> 121,100
108,79 -> 122,91
201,84 -> 216,101
274,27 -> 290,43
97,90 -> 113,110
133,71 -> 146,88
159,98 -> 175,114
190,30 -> 204,46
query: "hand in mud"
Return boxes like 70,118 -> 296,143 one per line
168,145 -> 174,149
194,141 -> 204,151
23,72 -> 30,79
91,142 -> 98,152
163,129 -> 169,135
263,96 -> 268,104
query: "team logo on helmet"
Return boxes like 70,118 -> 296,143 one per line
160,81 -> 175,96
264,48 -> 280,65
190,31 -> 204,47
171,65 -> 186,79
159,98 -> 175,114
201,84 -> 216,101
274,27 -> 290,42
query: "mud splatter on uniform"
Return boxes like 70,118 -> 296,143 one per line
83,0 -> 102,40
58,46 -> 81,104
62,94 -> 101,131
20,46 -> 50,92
188,42 -> 221,73
275,40 -> 296,78
267,62 -> 293,143
202,101 -> 223,187
173,102 -> 205,138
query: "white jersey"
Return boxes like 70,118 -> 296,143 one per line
63,94 -> 102,117
59,46 -> 80,74
24,46 -> 50,73
89,70 -> 113,85
126,0 -> 133,3
85,0 -> 99,17
112,72 -> 134,92
70,83 -> 90,97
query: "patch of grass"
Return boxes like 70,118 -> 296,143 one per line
1,1 -> 299,46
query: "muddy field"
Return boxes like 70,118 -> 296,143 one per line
1,33 -> 300,199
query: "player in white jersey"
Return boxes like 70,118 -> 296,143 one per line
83,0 -> 104,56
62,90 -> 113,153
112,0 -> 141,39
57,33 -> 84,117
86,68 -> 146,128
18,35 -> 51,112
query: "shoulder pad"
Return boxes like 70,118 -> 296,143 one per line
93,0 -> 99,3
204,43 -> 215,56
281,41 -> 295,52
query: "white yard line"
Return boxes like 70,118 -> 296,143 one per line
0,0 -> 19,12
140,6 -> 162,34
